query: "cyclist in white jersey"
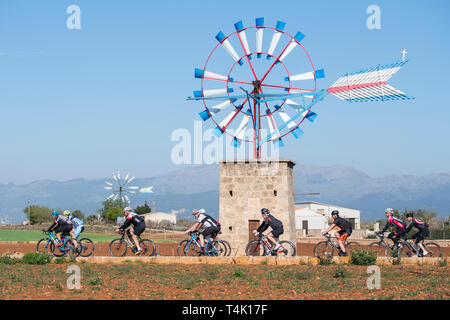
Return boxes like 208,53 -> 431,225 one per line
185,209 -> 220,253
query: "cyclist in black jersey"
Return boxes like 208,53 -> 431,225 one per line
405,213 -> 430,256
322,210 -> 352,256
115,207 -> 146,255
253,208 -> 284,254
47,210 -> 73,247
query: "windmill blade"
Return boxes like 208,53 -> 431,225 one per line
213,109 -> 237,137
127,186 -> 139,190
327,60 -> 413,102
234,21 -> 251,59
267,21 -> 286,59
232,114 -> 250,148
278,32 -> 305,62
104,186 -> 113,190
193,88 -> 235,99
216,31 -> 243,66
105,181 -> 113,186
255,17 -> 264,58
107,193 -> 116,200
194,68 -> 232,81
112,173 -> 118,181
285,69 -> 325,81
207,98 -> 237,115
124,195 -> 130,203
123,174 -> 130,185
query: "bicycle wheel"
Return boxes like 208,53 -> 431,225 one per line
36,238 -> 52,253
220,240 -> 232,256
78,238 -> 95,257
67,239 -> 81,258
245,240 -> 267,256
109,238 -> 128,257
313,241 -> 334,258
397,245 -> 411,258
367,242 -> 387,257
49,241 -> 66,257
139,239 -> 155,256
345,242 -> 363,255
209,241 -> 227,256
177,240 -> 189,256
276,241 -> 296,257
182,240 -> 201,256
423,242 -> 442,257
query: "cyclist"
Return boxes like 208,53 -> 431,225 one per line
46,210 -> 73,247
375,208 -> 407,249
322,210 -> 352,256
405,213 -> 430,257
64,210 -> 84,253
253,208 -> 284,255
185,209 -> 220,254
115,207 -> 146,255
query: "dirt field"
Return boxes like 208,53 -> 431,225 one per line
0,263 -> 448,300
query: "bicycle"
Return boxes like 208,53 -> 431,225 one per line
37,230 -> 80,257
245,233 -> 296,257
36,230 -> 57,254
177,231 -> 226,256
367,233 -> 411,258
109,230 -> 155,257
313,233 -> 362,257
399,236 -> 442,258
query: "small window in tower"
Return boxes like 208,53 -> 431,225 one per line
274,190 -> 277,196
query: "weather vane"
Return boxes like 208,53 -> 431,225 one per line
188,18 -> 413,159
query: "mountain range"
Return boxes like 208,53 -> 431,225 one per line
1,164 -> 449,224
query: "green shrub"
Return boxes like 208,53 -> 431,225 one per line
21,252 -> 52,265
333,265 -> 349,279
88,278 -> 103,286
54,257 -> 68,264
439,258 -> 447,267
0,254 -> 20,265
317,256 -> 334,265
350,250 -> 377,266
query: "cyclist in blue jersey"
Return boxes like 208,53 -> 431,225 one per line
64,210 -> 84,253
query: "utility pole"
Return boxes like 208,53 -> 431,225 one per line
27,199 -> 31,223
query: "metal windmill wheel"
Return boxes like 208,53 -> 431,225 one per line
104,171 -> 139,204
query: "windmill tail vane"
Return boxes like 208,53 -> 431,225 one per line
327,60 -> 413,102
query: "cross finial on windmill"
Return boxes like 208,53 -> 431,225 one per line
401,48 -> 408,61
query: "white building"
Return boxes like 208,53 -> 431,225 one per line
141,211 -> 176,225
295,201 -> 361,237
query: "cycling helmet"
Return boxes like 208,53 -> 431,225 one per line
123,207 -> 132,212
261,208 -> 270,215
192,209 -> 199,215
51,210 -> 59,216
331,210 -> 339,216
63,210 -> 71,216
385,208 -> 394,215
198,209 -> 206,214
405,213 -> 414,218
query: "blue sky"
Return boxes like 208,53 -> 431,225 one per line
0,0 -> 449,184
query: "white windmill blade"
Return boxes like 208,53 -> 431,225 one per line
208,98 -> 236,114
126,176 -> 135,184
267,21 -> 286,59
104,186 -> 113,190
278,111 -> 304,139
116,172 -> 122,184
266,115 -> 280,139
216,31 -> 243,66
105,181 -> 113,186
127,186 -> 139,190
195,68 -> 230,81
107,193 -> 116,199
124,195 -> 130,203
278,32 -> 305,62
123,173 -> 130,184
124,175 -> 134,185
112,173 -> 118,181
234,21 -> 251,57
255,17 -> 264,58
286,69 -> 325,82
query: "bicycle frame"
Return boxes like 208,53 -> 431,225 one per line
184,232 -> 219,255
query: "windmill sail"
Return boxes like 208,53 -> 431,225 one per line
327,60 -> 413,102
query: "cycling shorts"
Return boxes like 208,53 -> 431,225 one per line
73,225 -> 84,238
202,226 -> 219,238
54,224 -> 73,237
270,226 -> 284,238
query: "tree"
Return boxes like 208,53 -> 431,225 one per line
71,210 -> 85,220
23,205 -> 55,225
97,199 -> 127,223
103,207 -> 123,224
85,215 -> 100,225
134,201 -> 151,215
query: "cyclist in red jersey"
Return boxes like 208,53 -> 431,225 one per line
376,208 -> 407,248
405,213 -> 430,256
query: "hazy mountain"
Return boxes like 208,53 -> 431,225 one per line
1,164 -> 449,224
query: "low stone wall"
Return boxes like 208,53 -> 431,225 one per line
71,256 -> 446,266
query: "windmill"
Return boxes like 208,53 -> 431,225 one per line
104,171 -> 140,204
188,18 -> 413,158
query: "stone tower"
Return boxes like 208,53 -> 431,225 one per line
218,159 -> 296,256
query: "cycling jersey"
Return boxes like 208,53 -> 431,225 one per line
333,217 -> 352,233
47,214 -> 72,232
381,214 -> 406,233
119,212 -> 145,230
405,218 -> 429,233
68,215 -> 84,227
196,213 -> 219,229
257,214 -> 283,234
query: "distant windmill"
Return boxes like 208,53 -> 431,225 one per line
104,171 -> 140,204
